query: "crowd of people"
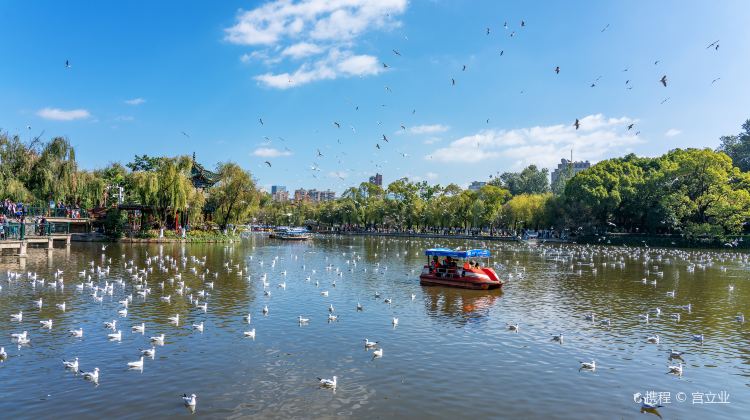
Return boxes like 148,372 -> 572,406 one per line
0,199 -> 85,239
1,199 -> 85,219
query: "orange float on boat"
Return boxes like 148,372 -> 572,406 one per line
419,248 -> 505,290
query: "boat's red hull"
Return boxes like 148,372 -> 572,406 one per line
419,267 -> 504,290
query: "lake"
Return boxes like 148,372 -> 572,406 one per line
0,235 -> 747,419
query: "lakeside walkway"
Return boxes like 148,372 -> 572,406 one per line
317,230 -> 571,243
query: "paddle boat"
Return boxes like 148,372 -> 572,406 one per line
419,248 -> 504,290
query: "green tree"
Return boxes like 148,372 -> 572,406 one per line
718,119 -> 750,172
499,165 -> 550,195
206,163 -> 259,230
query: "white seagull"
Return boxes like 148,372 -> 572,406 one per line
579,360 -> 596,371
63,357 -> 79,371
667,362 -> 683,375
244,328 -> 256,339
182,393 -> 197,408
40,319 -> 53,329
318,375 -> 337,389
128,356 -> 144,370
108,330 -> 122,341
82,367 -> 100,382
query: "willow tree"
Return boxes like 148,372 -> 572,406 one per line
208,162 -> 260,230
27,137 -> 78,203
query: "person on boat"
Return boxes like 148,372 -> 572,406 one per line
463,260 -> 471,270
430,256 -> 439,272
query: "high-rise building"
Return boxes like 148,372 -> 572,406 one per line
271,185 -> 288,202
293,188 -> 309,202
368,173 -> 383,187
306,189 -> 337,202
468,181 -> 486,192
551,159 -> 591,185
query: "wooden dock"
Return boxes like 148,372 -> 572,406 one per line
0,234 -> 72,257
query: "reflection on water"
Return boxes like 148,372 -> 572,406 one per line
0,235 -> 748,419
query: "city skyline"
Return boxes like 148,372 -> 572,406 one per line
1,1 -> 749,194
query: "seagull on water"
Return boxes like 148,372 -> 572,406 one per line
128,356 -> 144,370
244,328 -> 256,339
192,322 -> 204,332
692,334 -> 704,342
63,357 -> 79,371
82,367 -> 99,382
168,314 -> 180,325
11,331 -> 28,340
646,335 -> 660,344
552,333 -> 564,343
667,362 -> 683,375
182,393 -> 197,408
141,347 -> 156,358
318,376 -> 337,389
104,320 -> 117,330
579,360 -> 596,371
392,317 -> 399,326
373,348 -> 383,358
11,311 -> 22,321
150,334 -> 165,345
108,330 -> 122,341
364,338 -> 378,348
0,347 -> 7,360
507,322 -> 520,332
69,328 -> 83,337
634,393 -> 663,409
299,315 -> 310,324
668,349 -> 684,358
132,323 -> 145,333
40,319 -> 53,329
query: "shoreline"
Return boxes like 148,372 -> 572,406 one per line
315,230 -> 571,243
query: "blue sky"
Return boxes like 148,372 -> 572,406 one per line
1,0 -> 749,193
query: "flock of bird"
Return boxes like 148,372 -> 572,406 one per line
0,236 -> 746,416
235,19 -> 726,188
0,241 -> 406,413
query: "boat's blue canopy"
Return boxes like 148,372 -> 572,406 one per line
424,248 -> 491,258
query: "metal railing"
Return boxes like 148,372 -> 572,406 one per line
0,206 -> 89,219
0,222 -> 70,240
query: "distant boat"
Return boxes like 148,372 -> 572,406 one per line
269,227 -> 311,241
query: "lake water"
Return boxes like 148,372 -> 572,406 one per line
0,235 -> 748,419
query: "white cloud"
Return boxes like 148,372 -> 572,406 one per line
282,42 -> 323,58
252,147 -> 292,157
430,114 -> 643,169
665,128 -> 681,137
37,107 -> 90,121
124,98 -> 145,106
423,137 -> 442,145
408,124 -> 450,135
225,0 -> 407,88
114,115 -> 135,122
425,172 -> 439,180
255,48 -> 381,89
